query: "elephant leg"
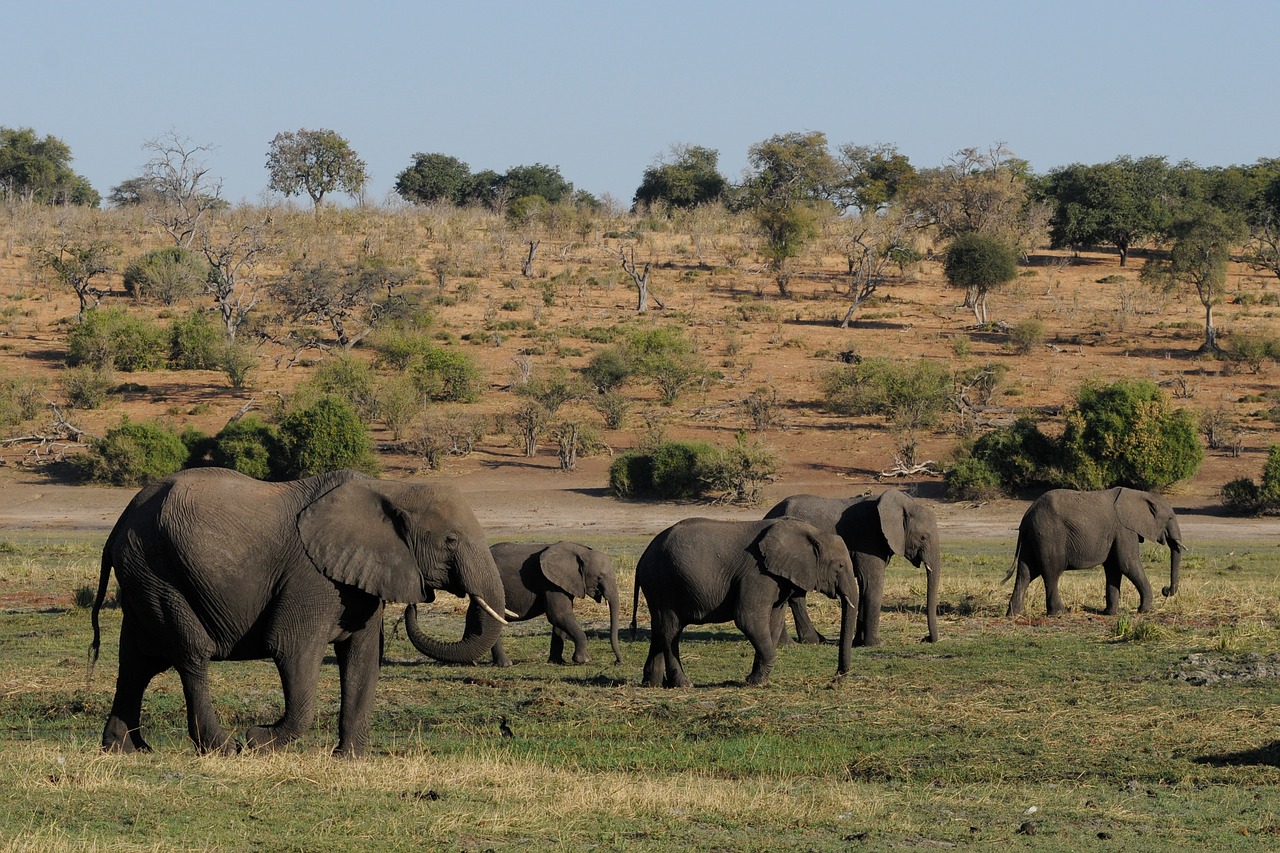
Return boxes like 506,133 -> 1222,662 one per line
1043,570 -> 1067,616
788,596 -> 828,645
332,622 -> 383,758
175,659 -> 237,755
854,560 -> 885,647
244,642 -> 326,753
1115,542 -> 1155,612
740,607 -> 783,687
643,610 -> 688,688
1102,561 -> 1123,615
102,619 -> 169,753
545,594 -> 589,664
491,638 -> 513,668
664,627 -> 691,688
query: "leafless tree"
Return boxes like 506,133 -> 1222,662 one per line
620,246 -> 665,312
139,131 -> 224,248
200,218 -> 272,340
40,241 -> 115,314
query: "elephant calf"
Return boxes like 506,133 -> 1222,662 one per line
1006,486 -> 1184,617
407,541 -> 622,667
633,517 -> 856,688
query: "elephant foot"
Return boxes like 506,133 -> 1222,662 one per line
919,634 -> 938,644
663,674 -> 692,689
745,674 -> 771,687
1137,604 -> 1154,613
493,656 -> 513,668
332,742 -> 369,759
571,653 -> 590,665
243,725 -> 291,753
102,717 -> 152,753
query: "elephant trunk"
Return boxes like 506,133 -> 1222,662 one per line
406,546 -> 507,664
1162,539 -> 1183,598
923,561 -> 940,643
835,570 -> 857,676
604,577 -> 622,665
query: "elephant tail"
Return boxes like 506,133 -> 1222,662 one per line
88,539 -> 115,682
629,569 -> 642,641
1002,540 -> 1021,585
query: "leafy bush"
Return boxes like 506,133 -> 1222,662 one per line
410,345 -> 481,403
295,356 -> 380,421
943,456 -> 1004,501
169,310 -> 223,370
1058,380 -> 1203,491
276,397 -> 378,478
122,247 -> 210,305
698,434 -> 779,504
0,374 -> 41,429
582,346 -> 634,392
66,307 -> 167,371
219,340 -> 257,389
608,440 -> 717,500
1007,319 -> 1045,355
1221,444 -> 1280,515
207,416 -> 282,480
1223,332 -> 1280,373
61,365 -> 116,409
821,357 -> 952,431
78,418 -> 190,486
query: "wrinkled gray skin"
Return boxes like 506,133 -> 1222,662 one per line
764,489 -> 941,647
410,541 -> 621,667
90,467 -> 505,758
1005,487 -> 1184,617
631,517 -> 856,687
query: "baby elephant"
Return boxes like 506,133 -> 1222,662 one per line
633,517 -> 856,687
487,541 -> 622,667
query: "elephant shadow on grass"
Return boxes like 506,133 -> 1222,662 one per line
1194,741 -> 1280,768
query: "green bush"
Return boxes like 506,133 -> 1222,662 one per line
582,346 -> 634,392
943,456 -> 1004,502
208,416 -> 282,480
410,345 -> 481,403
66,307 -> 168,372
698,434 -> 780,504
1058,380 -> 1203,491
0,374 -> 41,429
295,356 -> 380,420
61,365 -> 116,409
276,397 -> 379,479
608,440 -> 718,500
122,247 -> 209,305
1223,332 -> 1280,373
169,310 -> 223,370
1221,444 -> 1280,515
78,418 -> 190,486
821,357 -> 952,431
1007,319 -> 1045,355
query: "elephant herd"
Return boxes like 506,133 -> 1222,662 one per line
88,467 -> 1183,757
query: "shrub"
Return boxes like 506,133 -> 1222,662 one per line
609,440 -> 718,500
219,340 -> 258,389
1221,444 -> 1280,515
1007,318 -> 1045,355
276,397 -> 379,478
1058,379 -> 1203,491
296,356 -> 379,421
698,434 -> 779,504
66,307 -> 168,371
582,346 -> 635,392
0,374 -> 42,429
943,456 -> 1004,502
593,390 -> 630,429
1223,332 -> 1280,373
122,247 -> 209,305
410,345 -> 481,403
78,418 -> 190,486
821,357 -> 952,431
208,416 -> 282,480
169,310 -> 223,370
62,365 -> 116,409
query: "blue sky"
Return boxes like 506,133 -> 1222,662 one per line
8,1 -> 1279,206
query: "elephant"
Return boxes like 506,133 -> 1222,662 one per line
631,517 -> 856,687
1005,486 -> 1184,617
88,467 -> 506,757
406,540 -> 622,667
764,489 -> 941,647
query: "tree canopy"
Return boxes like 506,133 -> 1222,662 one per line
1042,156 -> 1172,265
632,144 -> 727,210
265,129 -> 368,210
943,232 -> 1018,324
0,126 -> 99,206
394,153 -> 474,206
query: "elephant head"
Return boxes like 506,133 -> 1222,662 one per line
1113,488 -> 1184,599
873,489 -> 941,643
539,541 -> 622,665
756,521 -> 857,676
297,479 -> 507,664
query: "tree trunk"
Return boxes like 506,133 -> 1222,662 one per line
1200,301 -> 1219,352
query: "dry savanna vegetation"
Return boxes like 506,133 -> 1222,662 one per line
2,192 -> 1280,850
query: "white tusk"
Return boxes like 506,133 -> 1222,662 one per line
473,595 -> 509,626
505,608 -> 521,620
923,562 -> 933,575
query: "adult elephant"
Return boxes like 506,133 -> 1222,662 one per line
89,467 -> 506,758
1005,487 -> 1184,617
407,540 -> 621,667
631,517 -> 856,687
764,489 -> 941,647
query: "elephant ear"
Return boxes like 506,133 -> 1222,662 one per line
1114,489 -> 1163,542
297,480 -> 427,603
875,489 -> 909,556
539,543 -> 587,598
756,521 -> 822,591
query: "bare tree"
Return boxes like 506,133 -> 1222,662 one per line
40,241 -> 115,314
275,256 -> 412,350
832,209 -> 913,328
200,218 -> 272,340
620,246 -> 665,312
139,131 -> 223,247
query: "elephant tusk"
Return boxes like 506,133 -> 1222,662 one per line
474,595 -> 509,626
505,608 -> 521,620
923,562 -> 933,576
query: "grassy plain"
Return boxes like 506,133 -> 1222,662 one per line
2,532 -> 1279,851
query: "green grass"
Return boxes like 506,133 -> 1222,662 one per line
2,535 -> 1280,850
